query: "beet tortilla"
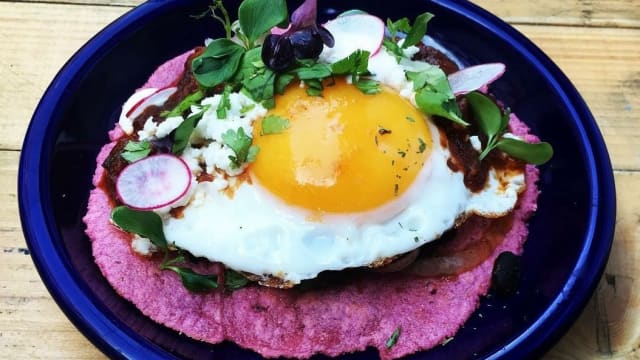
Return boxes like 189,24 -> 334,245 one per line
84,52 -> 540,359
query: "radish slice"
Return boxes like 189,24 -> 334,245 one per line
125,86 -> 177,120
116,154 -> 192,210
448,63 -> 506,96
119,88 -> 158,134
322,14 -> 385,62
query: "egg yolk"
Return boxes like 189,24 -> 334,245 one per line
251,79 -> 432,213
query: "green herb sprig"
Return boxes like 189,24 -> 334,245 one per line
121,140 -> 152,163
466,91 -> 553,164
110,205 -> 250,292
222,127 -> 260,168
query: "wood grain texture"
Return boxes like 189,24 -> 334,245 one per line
1,0 -> 638,359
545,171 -> 640,359
6,0 -> 640,27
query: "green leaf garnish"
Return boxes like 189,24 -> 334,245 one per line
238,0 -> 289,47
417,138 -> 427,153
295,62 -> 333,80
387,18 -> 411,39
402,12 -> 434,49
466,92 -> 502,146
110,206 -> 167,249
224,270 -> 250,290
385,327 -> 401,349
415,90 -> 467,125
496,138 -> 554,165
331,49 -> 371,76
163,266 -> 220,292
275,73 -> 296,94
355,78 -> 381,94
172,106 -> 209,155
261,115 -> 290,135
216,85 -> 233,119
192,39 -> 245,88
161,90 -> 204,118
222,127 -> 259,168
121,141 -> 151,163
194,0 -> 233,39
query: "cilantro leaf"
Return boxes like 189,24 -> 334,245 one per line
275,73 -> 296,94
110,206 -> 167,249
222,127 -> 259,168
238,0 -> 289,46
331,50 -> 371,76
261,115 -> 290,135
355,78 -> 381,94
387,18 -> 411,39
295,62 -> 332,80
216,85 -> 233,119
163,266 -> 220,292
402,12 -> 434,49
382,38 -> 405,61
192,39 -> 245,88
121,140 -> 151,163
242,68 -> 277,109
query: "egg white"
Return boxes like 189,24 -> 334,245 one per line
121,32 -> 525,285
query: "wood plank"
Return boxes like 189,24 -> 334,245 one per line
0,150 -> 105,359
0,2 -> 129,150
5,0 -> 640,28
473,0 -> 640,28
545,171 -> 640,359
3,2 -> 638,169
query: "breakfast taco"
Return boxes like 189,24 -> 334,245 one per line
84,0 -> 552,358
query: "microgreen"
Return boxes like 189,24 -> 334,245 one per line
383,12 -> 434,61
238,0 -> 289,47
172,106 -> 209,155
261,115 -> 290,135
496,138 -> 554,165
111,206 -> 167,249
121,140 -> 151,163
222,127 -> 259,168
192,39 -> 245,88
385,327 -> 401,349
112,204 -> 250,293
194,0 -> 233,39
411,66 -> 468,126
216,85 -> 233,119
466,91 -> 553,164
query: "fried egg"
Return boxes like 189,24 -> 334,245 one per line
161,47 -> 525,285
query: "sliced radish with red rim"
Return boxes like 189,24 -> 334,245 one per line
126,86 -> 177,120
116,154 -> 192,211
448,63 -> 506,96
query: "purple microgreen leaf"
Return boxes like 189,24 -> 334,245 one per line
291,0 -> 317,29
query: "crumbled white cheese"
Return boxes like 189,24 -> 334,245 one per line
469,135 -> 482,152
137,116 -> 184,141
137,117 -> 157,141
181,92 -> 266,177
131,235 -> 157,256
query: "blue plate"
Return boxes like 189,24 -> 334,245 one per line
19,0 -> 615,359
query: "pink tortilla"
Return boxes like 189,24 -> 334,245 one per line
84,54 -> 540,359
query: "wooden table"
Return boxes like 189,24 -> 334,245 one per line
1,0 -> 638,358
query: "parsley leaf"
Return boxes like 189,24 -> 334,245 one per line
216,85 -> 233,119
261,115 -> 290,135
402,12 -> 434,49
222,127 -> 259,168
385,327 -> 401,349
355,78 -> 381,94
121,140 -> 152,163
